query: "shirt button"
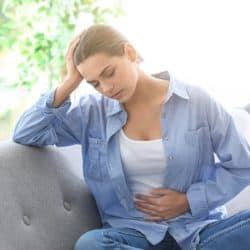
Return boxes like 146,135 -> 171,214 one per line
63,201 -> 71,211
168,155 -> 173,160
165,136 -> 169,141
23,215 -> 31,226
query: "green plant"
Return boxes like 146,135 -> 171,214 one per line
0,0 -> 124,90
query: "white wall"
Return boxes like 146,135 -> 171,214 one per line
112,0 -> 250,107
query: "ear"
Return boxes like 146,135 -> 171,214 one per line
123,43 -> 137,63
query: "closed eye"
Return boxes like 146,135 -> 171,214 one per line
88,68 -> 115,88
105,69 -> 115,78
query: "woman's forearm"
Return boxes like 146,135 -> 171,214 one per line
52,79 -> 80,108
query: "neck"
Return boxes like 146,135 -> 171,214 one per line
124,68 -> 169,110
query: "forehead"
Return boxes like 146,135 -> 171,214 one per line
77,53 -> 117,80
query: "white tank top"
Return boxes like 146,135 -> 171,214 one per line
119,129 -> 167,196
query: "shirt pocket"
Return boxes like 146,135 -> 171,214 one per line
86,136 -> 108,181
184,130 -> 199,165
184,126 -> 212,184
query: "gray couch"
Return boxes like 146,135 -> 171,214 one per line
0,143 -> 101,250
0,108 -> 249,250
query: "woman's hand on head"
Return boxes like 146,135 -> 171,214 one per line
51,36 -> 84,108
64,35 -> 83,87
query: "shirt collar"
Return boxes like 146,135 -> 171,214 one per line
106,70 -> 190,116
106,98 -> 124,117
163,71 -> 190,102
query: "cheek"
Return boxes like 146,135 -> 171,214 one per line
121,64 -> 138,85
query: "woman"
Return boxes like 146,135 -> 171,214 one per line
13,24 -> 250,250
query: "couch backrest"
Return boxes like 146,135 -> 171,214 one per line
0,141 -> 101,250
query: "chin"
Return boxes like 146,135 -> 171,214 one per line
117,96 -> 127,103
119,92 -> 133,104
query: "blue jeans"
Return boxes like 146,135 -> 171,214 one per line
74,209 -> 250,250
74,223 -> 181,250
195,209 -> 250,250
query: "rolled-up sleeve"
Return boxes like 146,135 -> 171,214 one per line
13,88 -> 86,147
187,91 -> 250,218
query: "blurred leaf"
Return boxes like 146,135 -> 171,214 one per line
1,0 -> 123,90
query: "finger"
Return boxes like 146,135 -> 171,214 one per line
65,39 -> 76,56
65,36 -> 81,58
135,202 -> 166,218
134,201 -> 158,212
150,188 -> 171,196
135,205 -> 159,216
134,194 -> 160,205
71,36 -> 81,48
68,37 -> 81,55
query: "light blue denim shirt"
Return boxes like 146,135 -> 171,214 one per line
13,71 -> 250,250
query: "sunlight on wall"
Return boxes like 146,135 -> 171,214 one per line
112,0 -> 250,107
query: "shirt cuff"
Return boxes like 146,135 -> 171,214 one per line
36,88 -> 71,112
186,183 -> 209,218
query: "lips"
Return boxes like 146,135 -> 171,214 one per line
111,90 -> 122,98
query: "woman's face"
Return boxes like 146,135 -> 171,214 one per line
76,44 -> 139,103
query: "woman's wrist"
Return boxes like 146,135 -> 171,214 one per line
52,80 -> 77,108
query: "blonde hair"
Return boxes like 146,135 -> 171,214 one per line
73,24 -> 143,66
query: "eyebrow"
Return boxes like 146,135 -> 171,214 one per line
86,65 -> 111,84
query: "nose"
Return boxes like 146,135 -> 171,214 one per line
101,82 -> 114,95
